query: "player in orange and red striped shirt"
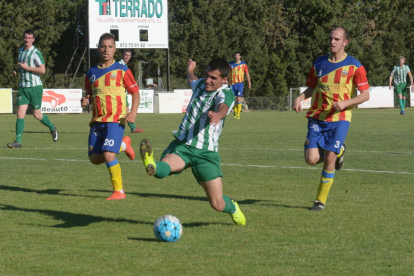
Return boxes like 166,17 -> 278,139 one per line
292,27 -> 370,211
82,33 -> 140,200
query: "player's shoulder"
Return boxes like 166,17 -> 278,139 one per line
343,54 -> 363,67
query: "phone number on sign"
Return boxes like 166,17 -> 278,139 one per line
119,43 -> 146,47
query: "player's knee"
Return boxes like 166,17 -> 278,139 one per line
305,156 -> 320,165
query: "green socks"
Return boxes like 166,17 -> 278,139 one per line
16,118 -> 25,143
222,195 -> 236,214
40,114 -> 54,131
154,161 -> 172,179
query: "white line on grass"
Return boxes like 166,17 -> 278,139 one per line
1,147 -> 413,156
0,156 -> 413,175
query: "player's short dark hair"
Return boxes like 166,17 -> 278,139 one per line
99,33 -> 116,46
23,29 -> 35,37
234,51 -> 241,56
207,58 -> 229,78
123,49 -> 132,54
331,26 -> 349,41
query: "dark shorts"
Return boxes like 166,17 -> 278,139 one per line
161,139 -> 223,182
17,85 -> 44,110
230,82 -> 244,98
88,122 -> 125,156
304,118 -> 350,154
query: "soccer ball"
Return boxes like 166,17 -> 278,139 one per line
153,215 -> 183,242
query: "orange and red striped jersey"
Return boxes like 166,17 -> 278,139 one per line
305,54 -> 369,122
229,61 -> 249,85
85,61 -> 139,125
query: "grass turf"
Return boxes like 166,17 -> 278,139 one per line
0,109 -> 413,275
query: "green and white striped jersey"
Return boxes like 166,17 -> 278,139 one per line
118,59 -> 127,66
17,46 -> 45,88
173,79 -> 235,152
391,65 -> 411,85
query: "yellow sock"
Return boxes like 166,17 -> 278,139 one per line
237,103 -> 242,116
106,159 -> 123,191
316,170 -> 335,203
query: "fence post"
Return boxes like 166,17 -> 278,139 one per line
289,88 -> 292,111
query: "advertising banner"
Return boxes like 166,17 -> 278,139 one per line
42,89 -> 83,113
358,86 -> 393,108
174,89 -> 193,112
128,89 -> 154,113
0,88 -> 13,113
88,0 -> 169,49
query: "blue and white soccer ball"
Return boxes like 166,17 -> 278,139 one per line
153,215 -> 183,242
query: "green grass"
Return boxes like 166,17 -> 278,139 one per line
0,109 -> 413,275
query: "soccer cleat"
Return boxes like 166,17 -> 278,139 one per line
310,200 -> 325,210
106,190 -> 126,200
7,141 -> 22,148
51,125 -> 58,142
233,114 -> 237,119
230,199 -> 246,225
236,115 -> 240,120
400,110 -> 405,115
131,128 -> 145,133
122,136 -> 135,160
335,143 -> 347,171
140,139 -> 156,176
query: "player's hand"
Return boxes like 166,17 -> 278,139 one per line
13,70 -> 17,76
208,111 -> 221,126
81,95 -> 90,108
292,97 -> 303,113
332,101 -> 346,111
187,59 -> 196,72
123,111 -> 137,124
389,85 -> 392,91
18,62 -> 28,70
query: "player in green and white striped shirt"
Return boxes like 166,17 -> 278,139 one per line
389,56 -> 413,115
139,58 -> 246,225
7,30 -> 57,148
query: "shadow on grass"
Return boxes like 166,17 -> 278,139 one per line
0,185 -> 101,199
0,203 -> 148,228
89,189 -> 275,206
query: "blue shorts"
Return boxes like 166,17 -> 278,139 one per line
304,118 -> 350,154
230,82 -> 244,97
88,122 -> 125,156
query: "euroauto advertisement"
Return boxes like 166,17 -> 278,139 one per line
42,89 -> 83,113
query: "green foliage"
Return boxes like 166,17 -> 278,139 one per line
2,1 -> 414,92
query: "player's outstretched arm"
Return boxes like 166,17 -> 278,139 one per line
389,75 -> 393,90
187,59 -> 198,87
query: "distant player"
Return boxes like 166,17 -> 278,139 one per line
81,33 -> 140,200
229,52 -> 251,120
139,58 -> 246,225
8,29 -> 58,148
389,56 -> 413,115
292,26 -> 370,210
118,49 -> 145,132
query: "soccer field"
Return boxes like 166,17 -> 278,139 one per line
0,109 -> 413,275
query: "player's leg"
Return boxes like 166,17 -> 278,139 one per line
31,86 -> 58,141
304,118 -> 324,165
401,84 -> 407,114
396,84 -> 405,114
199,178 -> 246,225
103,150 -> 125,200
140,139 -> 187,178
8,88 -> 29,148
312,121 -> 349,210
193,149 -> 245,225
236,83 -> 244,119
